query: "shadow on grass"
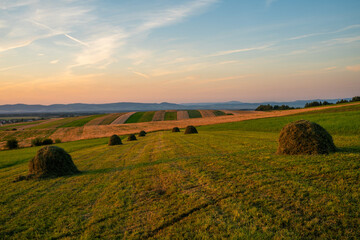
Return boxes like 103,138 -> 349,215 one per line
338,147 -> 360,153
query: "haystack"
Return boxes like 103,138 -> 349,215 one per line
109,134 -> 122,146
138,130 -> 146,137
128,134 -> 137,141
277,120 -> 336,155
28,146 -> 80,178
185,125 -> 198,134
172,127 -> 180,132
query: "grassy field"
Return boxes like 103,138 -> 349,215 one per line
125,112 -> 156,123
164,112 -> 177,121
60,115 -> 107,128
0,105 -> 359,239
187,110 -> 202,118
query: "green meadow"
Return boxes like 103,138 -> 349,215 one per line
0,105 -> 359,239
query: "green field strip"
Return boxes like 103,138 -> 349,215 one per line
29,116 -> 86,129
212,110 -> 226,116
59,114 -> 107,128
187,110 -> 202,118
125,112 -> 145,123
138,111 -> 155,122
125,111 -> 156,123
164,111 -> 177,121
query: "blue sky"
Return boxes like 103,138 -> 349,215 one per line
0,0 -> 359,104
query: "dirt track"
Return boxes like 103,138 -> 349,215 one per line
48,103 -> 360,143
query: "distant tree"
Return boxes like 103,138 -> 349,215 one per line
305,101 -> 322,108
336,99 -> 349,104
351,96 -> 360,102
322,101 -> 333,106
255,104 -> 273,111
255,104 -> 294,111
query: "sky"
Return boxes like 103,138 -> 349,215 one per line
0,0 -> 360,104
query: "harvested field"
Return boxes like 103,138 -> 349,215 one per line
177,111 -> 189,120
45,102 -> 360,143
0,128 -> 56,148
30,116 -> 88,129
111,112 -> 135,124
99,113 -> 125,125
199,110 -> 216,118
85,115 -> 111,126
152,111 -> 166,121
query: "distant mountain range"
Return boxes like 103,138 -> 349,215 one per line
0,98 -> 350,114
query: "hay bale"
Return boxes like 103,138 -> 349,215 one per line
128,134 -> 137,141
277,120 -> 336,155
138,130 -> 146,137
28,146 -> 80,178
172,127 -> 180,132
109,134 -> 122,146
184,125 -> 198,134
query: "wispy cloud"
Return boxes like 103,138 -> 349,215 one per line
346,64 -> 360,72
288,24 -> 360,41
132,71 -> 150,79
134,0 -> 218,34
266,0 -> 278,7
209,44 -> 272,57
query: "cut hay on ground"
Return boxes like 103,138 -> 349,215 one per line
111,112 -> 136,125
172,127 -> 180,132
138,130 -> 146,137
177,111 -> 189,120
277,120 -> 336,155
108,134 -> 122,146
199,110 -> 216,118
185,125 -> 198,134
128,134 -> 137,141
28,146 -> 80,178
152,111 -> 166,121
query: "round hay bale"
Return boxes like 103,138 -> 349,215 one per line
172,127 -> 180,132
138,130 -> 146,137
29,146 -> 80,178
184,125 -> 198,134
128,134 -> 137,141
277,120 -> 336,155
109,134 -> 122,146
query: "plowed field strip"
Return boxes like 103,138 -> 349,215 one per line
111,112 -> 136,125
199,110 -> 216,118
152,111 -> 165,121
177,111 -> 189,120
